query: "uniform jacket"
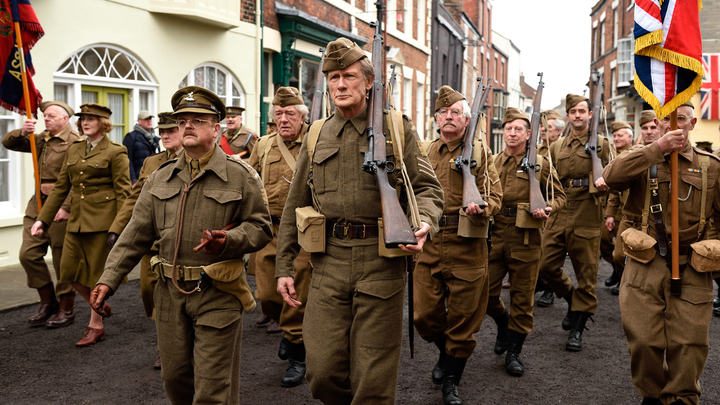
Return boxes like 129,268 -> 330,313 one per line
494,149 -> 565,216
37,135 -> 131,233
123,128 -> 160,183
605,144 -> 631,220
221,124 -> 257,156
98,145 -> 273,291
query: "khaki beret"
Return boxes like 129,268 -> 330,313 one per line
322,38 -> 367,73
565,94 -> 590,112
171,86 -> 226,121
272,86 -> 305,107
502,107 -> 530,128
435,85 -> 465,112
226,106 -> 245,116
156,112 -> 178,129
639,110 -> 656,126
542,109 -> 563,122
696,141 -> 713,149
76,103 -> 112,119
40,101 -> 74,117
611,121 -> 632,133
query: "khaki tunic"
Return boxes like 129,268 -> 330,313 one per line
221,124 -> 257,158
487,150 -> 566,334
247,125 -> 312,344
537,143 -> 549,157
99,146 -> 273,405
2,124 -> 81,295
601,145 -> 631,268
604,142 -> 720,405
413,136 -> 502,359
37,135 -> 131,288
275,108 -> 443,405
538,131 -> 611,314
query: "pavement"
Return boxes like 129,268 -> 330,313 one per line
0,261 -> 140,313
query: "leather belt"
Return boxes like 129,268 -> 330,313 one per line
439,215 -> 460,227
327,222 -> 379,239
270,215 -> 281,225
561,178 -> 590,188
649,165 -> 669,258
500,207 -> 518,217
157,262 -> 204,281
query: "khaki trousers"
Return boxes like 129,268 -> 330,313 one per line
140,252 -> 158,318
600,223 -> 617,265
620,253 -> 713,405
20,214 -> 73,295
413,228 -> 488,358
154,278 -> 244,405
254,226 -> 312,343
612,219 -> 632,275
304,242 -> 405,405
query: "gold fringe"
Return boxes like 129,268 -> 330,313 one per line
634,71 -> 704,120
699,0 -> 703,12
637,45 -> 704,75
635,30 -> 663,53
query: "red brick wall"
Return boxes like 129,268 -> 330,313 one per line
241,0 -> 257,24
264,0 -> 351,31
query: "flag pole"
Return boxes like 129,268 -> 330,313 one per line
13,21 -> 41,212
670,111 -> 681,296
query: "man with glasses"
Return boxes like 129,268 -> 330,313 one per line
414,85 -> 502,404
219,106 -> 257,160
91,86 -> 273,405
538,109 -> 565,157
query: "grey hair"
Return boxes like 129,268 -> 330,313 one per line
551,118 -> 565,132
44,104 -> 69,118
435,99 -> 471,120
269,103 -> 309,121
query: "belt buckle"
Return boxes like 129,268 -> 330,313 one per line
650,204 -> 662,214
359,224 -> 366,238
343,224 -> 350,240
178,266 -> 185,280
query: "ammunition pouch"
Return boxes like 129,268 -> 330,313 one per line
621,228 -> 657,264
458,208 -> 489,238
689,240 -> 720,273
514,202 -> 544,229
378,218 -> 415,258
296,206 -> 326,253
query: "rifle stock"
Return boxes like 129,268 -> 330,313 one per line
454,77 -> 490,209
587,73 -> 604,184
309,48 -> 326,123
363,20 -> 416,248
523,73 -> 546,213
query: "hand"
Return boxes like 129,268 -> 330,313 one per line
90,284 -> 113,317
465,201 -> 486,216
595,177 -> 609,192
54,208 -> 69,222
30,220 -> 45,237
533,206 -> 551,220
277,276 -> 302,308
21,119 -> 36,136
399,222 -> 431,253
199,229 -> 227,255
657,129 -> 687,153
106,232 -> 119,249
605,217 -> 615,231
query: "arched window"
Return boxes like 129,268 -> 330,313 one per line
179,63 -> 245,111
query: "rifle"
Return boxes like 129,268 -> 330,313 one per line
454,77 -> 491,210
586,72 -> 604,186
521,73 -> 546,213
309,47 -> 326,123
362,19 -> 416,248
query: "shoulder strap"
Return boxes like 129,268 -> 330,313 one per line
699,154 -> 710,238
306,118 -> 328,162
552,137 -> 564,163
256,135 -> 273,178
421,140 -> 436,156
276,134 -> 296,173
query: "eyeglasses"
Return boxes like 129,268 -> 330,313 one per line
503,126 -> 527,134
177,118 -> 214,128
437,108 -> 463,118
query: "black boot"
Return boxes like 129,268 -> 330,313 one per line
611,284 -> 620,296
640,398 -> 662,405
278,336 -> 294,360
605,264 -> 620,287
535,278 -> 548,294
280,342 -> 306,387
504,330 -> 527,377
536,287 -> 554,307
442,356 -> 467,405
714,278 -> 720,307
566,311 -> 592,352
713,306 -> 720,317
432,339 -> 447,385
492,311 -> 509,355
561,287 -> 574,331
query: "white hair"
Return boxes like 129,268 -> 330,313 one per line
551,118 -> 565,132
435,99 -> 472,120
269,103 -> 309,121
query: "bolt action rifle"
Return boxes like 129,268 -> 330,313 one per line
521,73 -> 547,213
586,72 -> 604,188
309,47 -> 326,123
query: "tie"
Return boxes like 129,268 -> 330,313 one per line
86,141 -> 92,155
190,159 -> 200,179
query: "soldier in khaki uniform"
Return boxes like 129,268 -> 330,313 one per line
2,101 -> 82,327
247,87 -> 313,387
488,107 -> 566,377
412,85 -> 501,405
604,102 -> 720,405
219,105 -> 257,159
536,94 -> 611,351
640,110 -> 660,146
275,38 -> 444,405
537,109 -> 565,157
31,103 -> 131,346
91,86 -> 273,405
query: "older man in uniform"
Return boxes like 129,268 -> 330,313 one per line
219,105 -> 257,160
538,109 -> 565,157
488,107 -> 565,377
413,86 -> 501,404
2,101 -> 82,327
91,87 -> 273,405
602,121 -> 634,294
604,101 -> 720,405
536,94 -> 611,351
248,86 -> 313,388
275,38 -> 444,405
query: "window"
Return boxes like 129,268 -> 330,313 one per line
613,9 -> 619,49
416,83 -> 425,139
600,23 -> 606,55
617,37 -> 634,85
0,107 -> 21,215
611,67 -> 617,97
593,28 -> 599,59
404,78 -> 412,116
180,63 -> 244,109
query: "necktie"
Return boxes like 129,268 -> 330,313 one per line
86,141 -> 92,155
190,159 -> 200,179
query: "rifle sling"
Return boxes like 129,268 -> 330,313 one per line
276,134 -> 296,173
649,164 -> 669,257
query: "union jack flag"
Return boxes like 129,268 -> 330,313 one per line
701,54 -> 720,120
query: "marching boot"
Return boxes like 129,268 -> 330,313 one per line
492,310 -> 510,355
640,398 -> 662,405
442,356 -> 467,405
713,278 -> 720,307
280,341 -> 306,387
29,283 -> 59,326
566,311 -> 591,352
432,338 -> 447,385
604,264 -> 620,287
46,293 -> 75,328
611,284 -> 620,296
278,336 -> 293,360
535,278 -> 548,294
536,287 -> 554,307
561,287 -> 574,331
504,330 -> 527,377
713,306 -> 720,317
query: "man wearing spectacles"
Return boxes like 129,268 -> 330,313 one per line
538,109 -> 565,157
219,106 -> 257,160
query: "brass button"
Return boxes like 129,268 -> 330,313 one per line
105,196 -> 109,200
81,159 -> 86,163
80,195 -> 84,200
79,171 -> 83,175
79,183 -> 83,186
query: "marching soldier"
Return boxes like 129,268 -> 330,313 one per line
247,87 -> 313,387
219,105 -> 257,159
2,101 -> 82,327
91,87 -> 273,405
275,38 -> 443,404
604,101 -> 720,405
414,86 -> 502,404
487,107 -> 565,377
536,94 -> 611,351
538,109 -> 565,157
640,110 -> 660,146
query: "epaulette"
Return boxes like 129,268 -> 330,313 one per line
73,138 -> 85,144
157,159 -> 176,170
694,147 -> 720,163
227,154 -> 261,180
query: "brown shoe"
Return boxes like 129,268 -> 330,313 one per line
153,358 -> 162,370
76,327 -> 105,347
46,310 -> 76,328
29,301 -> 59,327
256,314 -> 271,325
266,320 -> 282,334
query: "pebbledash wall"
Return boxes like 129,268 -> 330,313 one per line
0,0 -> 261,267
